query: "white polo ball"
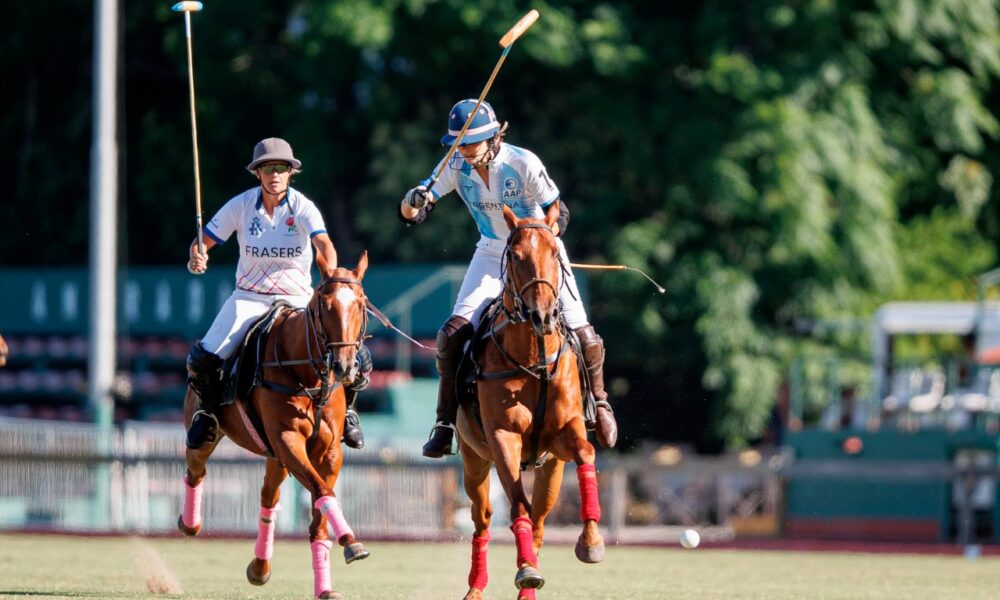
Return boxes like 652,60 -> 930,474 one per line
679,529 -> 700,549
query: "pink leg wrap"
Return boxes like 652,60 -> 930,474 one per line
510,516 -> 538,568
311,539 -> 333,598
182,475 -> 203,529
467,530 -> 491,590
314,495 -> 355,541
254,504 -> 280,561
577,464 -> 602,522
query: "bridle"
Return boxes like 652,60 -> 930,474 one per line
261,275 -> 368,409
500,222 -> 562,324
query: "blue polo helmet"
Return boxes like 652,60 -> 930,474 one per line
441,99 -> 501,146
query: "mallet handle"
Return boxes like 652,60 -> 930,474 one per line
569,263 -> 627,270
182,10 -> 204,254
425,10 -> 540,194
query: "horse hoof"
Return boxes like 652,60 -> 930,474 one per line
463,588 -> 484,600
514,566 -> 545,590
318,591 -> 345,600
246,561 -> 270,586
176,514 -> 201,537
344,542 -> 370,564
575,539 -> 606,563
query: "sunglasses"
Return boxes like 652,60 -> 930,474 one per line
258,163 -> 291,175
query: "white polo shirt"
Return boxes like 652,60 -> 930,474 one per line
422,143 -> 560,246
205,187 -> 326,296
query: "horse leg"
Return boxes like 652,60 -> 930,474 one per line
459,438 -> 493,600
530,457 -> 566,557
247,458 -> 286,586
179,387 -> 220,536
568,433 -> 605,563
313,431 -> 370,565
487,429 -> 544,591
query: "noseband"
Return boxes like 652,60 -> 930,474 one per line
501,222 -> 561,323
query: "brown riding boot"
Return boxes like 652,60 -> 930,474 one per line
575,325 -> 618,448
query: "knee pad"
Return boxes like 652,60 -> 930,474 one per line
574,325 -> 605,365
186,343 -> 224,394
436,316 -> 473,377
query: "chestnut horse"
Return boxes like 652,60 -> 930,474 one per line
456,203 -> 605,600
179,253 -> 372,600
0,333 -> 7,367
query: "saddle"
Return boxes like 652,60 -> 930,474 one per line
456,297 -> 598,436
221,300 -> 294,406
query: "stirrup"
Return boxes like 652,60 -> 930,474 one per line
343,409 -> 365,450
422,421 -> 456,458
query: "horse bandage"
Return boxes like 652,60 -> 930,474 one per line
182,475 -> 203,529
577,464 -> 602,523
315,496 -> 355,541
468,530 -> 492,590
311,539 -> 333,597
510,516 -> 538,568
254,504 -> 280,560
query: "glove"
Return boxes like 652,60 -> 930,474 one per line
404,186 -> 432,210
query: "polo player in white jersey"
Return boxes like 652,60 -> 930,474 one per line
184,138 -> 369,450
399,100 -> 618,458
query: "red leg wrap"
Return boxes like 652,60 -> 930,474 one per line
577,464 -> 602,522
518,588 -> 538,600
510,516 -> 538,568
467,530 -> 491,590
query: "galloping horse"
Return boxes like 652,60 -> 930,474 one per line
179,253 -> 372,600
456,203 -> 605,600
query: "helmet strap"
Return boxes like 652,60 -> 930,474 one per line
470,122 -> 509,168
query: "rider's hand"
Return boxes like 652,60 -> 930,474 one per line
404,185 -> 432,210
188,250 -> 208,275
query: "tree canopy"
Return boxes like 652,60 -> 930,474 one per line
4,0 -> 999,448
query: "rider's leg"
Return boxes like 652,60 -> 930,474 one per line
556,239 -> 618,448
185,343 -> 225,449
423,315 -> 474,458
342,344 -> 372,449
573,325 -> 618,448
186,290 -> 272,449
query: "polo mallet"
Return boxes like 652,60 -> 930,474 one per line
570,263 -> 667,294
172,1 -> 206,255
424,9 -> 540,197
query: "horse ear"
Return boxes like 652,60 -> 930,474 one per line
354,250 -> 369,280
544,200 -> 560,229
503,204 -> 519,229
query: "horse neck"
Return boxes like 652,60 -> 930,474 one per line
499,292 -> 563,365
268,308 -> 323,385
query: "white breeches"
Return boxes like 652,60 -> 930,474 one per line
200,288 -> 311,359
453,237 -> 589,329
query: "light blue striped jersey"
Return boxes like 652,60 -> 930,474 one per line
423,143 -> 560,241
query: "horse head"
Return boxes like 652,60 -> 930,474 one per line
502,202 -> 562,336
311,251 -> 369,384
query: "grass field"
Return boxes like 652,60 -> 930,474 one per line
0,534 -> 998,599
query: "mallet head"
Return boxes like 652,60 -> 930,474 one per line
172,1 -> 203,12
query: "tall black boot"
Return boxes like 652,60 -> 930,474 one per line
575,325 -> 618,448
423,316 -> 472,458
186,344 -> 225,450
342,344 -> 372,449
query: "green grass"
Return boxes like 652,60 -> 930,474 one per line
0,534 -> 997,599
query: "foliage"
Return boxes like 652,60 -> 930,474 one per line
3,0 -> 1000,448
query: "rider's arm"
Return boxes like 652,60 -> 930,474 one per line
187,236 -> 218,274
400,154 -> 457,226
550,199 -> 570,236
311,233 -> 337,279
